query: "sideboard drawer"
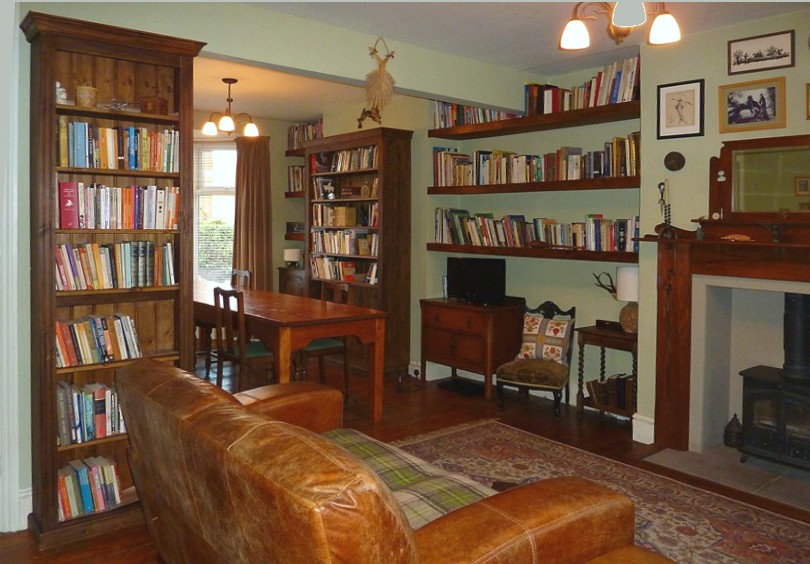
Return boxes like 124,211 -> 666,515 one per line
422,304 -> 489,334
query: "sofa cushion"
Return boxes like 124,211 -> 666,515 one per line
517,313 -> 574,365
324,428 -> 496,529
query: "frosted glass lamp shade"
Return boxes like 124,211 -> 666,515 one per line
616,266 -> 639,302
218,114 -> 235,132
202,121 -> 218,136
560,19 -> 590,50
612,0 -> 646,27
243,122 -> 259,137
649,11 -> 681,45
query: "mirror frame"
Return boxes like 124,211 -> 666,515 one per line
708,133 -> 810,223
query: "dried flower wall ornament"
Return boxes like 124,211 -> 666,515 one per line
358,37 -> 395,128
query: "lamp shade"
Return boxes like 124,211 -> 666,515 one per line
616,266 -> 639,302
648,11 -> 681,45
243,122 -> 259,137
218,114 -> 235,132
283,248 -> 302,264
560,18 -> 590,50
202,121 -> 218,136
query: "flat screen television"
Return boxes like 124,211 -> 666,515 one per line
446,257 -> 506,305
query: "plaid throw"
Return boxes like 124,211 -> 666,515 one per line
324,428 -> 496,529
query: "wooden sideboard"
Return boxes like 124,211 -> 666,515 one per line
420,297 -> 525,400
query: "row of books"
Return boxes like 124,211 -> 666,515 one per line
55,241 -> 176,292
432,132 -> 639,187
286,118 -> 323,151
311,145 -> 377,173
57,181 -> 180,230
56,381 -> 126,446
58,117 -> 179,172
311,202 -> 379,228
310,255 -> 378,285
312,177 -> 379,200
435,208 -> 640,253
57,457 -> 122,522
311,230 -> 378,257
586,373 -> 637,411
287,165 -> 306,193
432,101 -> 520,129
525,55 -> 639,115
55,314 -> 142,369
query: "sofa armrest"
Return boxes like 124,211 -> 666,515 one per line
233,382 -> 343,433
415,476 -> 664,564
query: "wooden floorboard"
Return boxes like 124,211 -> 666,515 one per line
3,358 -> 807,562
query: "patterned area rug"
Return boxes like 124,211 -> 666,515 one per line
393,420 -> 810,563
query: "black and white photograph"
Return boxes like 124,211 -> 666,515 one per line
719,77 -> 786,133
728,30 -> 794,75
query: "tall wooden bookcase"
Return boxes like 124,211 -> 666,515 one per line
305,128 -> 412,376
21,12 -> 204,548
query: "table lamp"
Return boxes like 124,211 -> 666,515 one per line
616,266 -> 639,333
284,248 -> 302,269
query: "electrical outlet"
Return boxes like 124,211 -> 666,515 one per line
408,362 -> 420,378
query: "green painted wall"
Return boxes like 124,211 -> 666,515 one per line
8,2 -> 810,523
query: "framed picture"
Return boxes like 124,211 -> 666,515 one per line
796,177 -> 810,196
718,77 -> 786,133
657,79 -> 705,139
728,30 -> 794,75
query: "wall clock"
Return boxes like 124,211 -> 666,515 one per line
664,151 -> 686,171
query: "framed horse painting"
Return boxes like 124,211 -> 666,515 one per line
719,77 -> 786,134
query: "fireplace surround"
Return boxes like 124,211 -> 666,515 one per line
647,134 -> 810,450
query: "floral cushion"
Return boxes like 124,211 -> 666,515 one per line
516,314 -> 574,365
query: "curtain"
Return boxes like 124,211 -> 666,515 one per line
233,136 -> 272,290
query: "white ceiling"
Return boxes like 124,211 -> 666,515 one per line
193,2 -> 806,123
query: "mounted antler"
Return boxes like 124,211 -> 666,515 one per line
593,272 -> 617,298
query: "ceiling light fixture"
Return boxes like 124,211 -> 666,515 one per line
559,1 -> 681,50
202,78 -> 259,137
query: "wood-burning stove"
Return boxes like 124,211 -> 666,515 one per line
739,293 -> 810,469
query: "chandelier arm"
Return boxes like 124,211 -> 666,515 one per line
575,2 -> 614,22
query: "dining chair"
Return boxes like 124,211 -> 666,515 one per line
299,281 -> 352,399
231,269 -> 251,290
495,301 -> 576,417
213,287 -> 274,392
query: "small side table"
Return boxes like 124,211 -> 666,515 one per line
576,321 -> 638,423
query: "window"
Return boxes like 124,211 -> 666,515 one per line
194,141 -> 236,284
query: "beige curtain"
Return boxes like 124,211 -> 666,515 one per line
233,136 -> 272,290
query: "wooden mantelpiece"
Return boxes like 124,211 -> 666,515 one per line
648,135 -> 810,449
646,225 -> 810,450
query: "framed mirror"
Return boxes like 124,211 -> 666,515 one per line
709,134 -> 810,222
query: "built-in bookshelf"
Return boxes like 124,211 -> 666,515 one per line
305,128 -> 413,375
428,60 -> 641,265
22,11 -> 203,548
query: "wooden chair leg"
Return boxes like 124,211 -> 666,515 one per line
216,357 -> 225,389
552,390 -> 562,417
497,382 -> 506,411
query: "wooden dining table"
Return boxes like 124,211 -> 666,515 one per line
194,280 -> 387,422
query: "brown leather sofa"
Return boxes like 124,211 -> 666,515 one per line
117,359 -> 670,563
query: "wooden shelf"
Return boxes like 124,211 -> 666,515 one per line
428,100 -> 640,140
285,147 -> 305,157
56,228 -> 179,234
56,432 -> 128,452
311,225 -> 379,231
55,352 -> 180,375
312,197 -> 379,203
427,242 -> 638,263
311,168 -> 378,177
56,104 -> 179,125
285,190 -> 305,199
581,397 -> 635,418
56,166 -> 180,179
429,176 -> 639,195
284,232 -> 305,241
56,286 -> 180,306
311,252 -> 377,261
